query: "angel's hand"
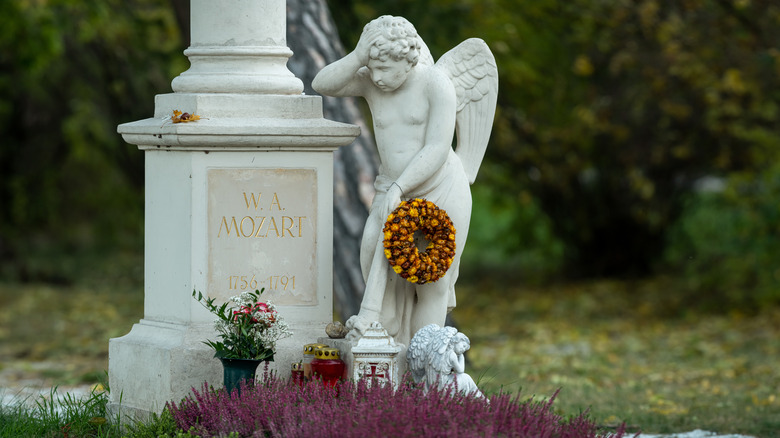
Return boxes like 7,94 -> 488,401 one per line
383,183 -> 403,217
355,27 -> 382,65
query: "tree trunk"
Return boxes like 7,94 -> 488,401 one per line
287,0 -> 378,321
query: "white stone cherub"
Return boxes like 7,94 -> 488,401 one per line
407,324 -> 484,398
313,15 -> 497,346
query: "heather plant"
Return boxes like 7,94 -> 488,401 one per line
167,373 -> 629,438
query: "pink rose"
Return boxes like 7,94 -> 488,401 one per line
254,302 -> 269,312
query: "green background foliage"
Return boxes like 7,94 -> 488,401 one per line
0,0 -> 185,282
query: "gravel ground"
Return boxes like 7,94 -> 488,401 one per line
0,359 -> 102,415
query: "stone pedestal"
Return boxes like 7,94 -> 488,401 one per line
108,0 -> 359,421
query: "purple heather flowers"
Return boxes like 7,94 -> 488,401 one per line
167,372 -> 629,438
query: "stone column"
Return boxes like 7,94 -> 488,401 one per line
108,0 -> 359,420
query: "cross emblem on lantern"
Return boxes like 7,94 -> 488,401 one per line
364,363 -> 386,380
358,361 -> 390,386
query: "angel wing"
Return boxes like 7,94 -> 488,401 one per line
435,38 -> 498,184
425,326 -> 458,388
407,323 -> 440,384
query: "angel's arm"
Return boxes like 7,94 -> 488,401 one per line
453,352 -> 465,374
393,69 -> 456,195
312,26 -> 381,97
312,53 -> 369,97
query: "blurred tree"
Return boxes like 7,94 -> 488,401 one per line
0,0 -> 185,280
504,0 -> 780,277
287,0 -> 380,320
328,0 -> 780,278
665,162 -> 780,311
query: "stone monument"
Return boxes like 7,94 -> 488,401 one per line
312,15 -> 498,347
108,0 -> 359,419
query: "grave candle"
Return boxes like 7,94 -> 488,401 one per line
311,347 -> 345,387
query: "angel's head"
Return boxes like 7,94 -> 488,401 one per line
365,16 -> 421,66
451,333 -> 470,355
364,15 -> 421,91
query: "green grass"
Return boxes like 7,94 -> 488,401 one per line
0,248 -> 144,388
0,384 -> 192,438
0,386 -> 116,437
455,277 -> 780,437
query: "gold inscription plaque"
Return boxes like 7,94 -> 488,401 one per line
208,168 -> 317,305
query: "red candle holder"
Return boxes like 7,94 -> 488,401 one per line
311,347 -> 345,387
291,361 -> 304,387
303,343 -> 328,380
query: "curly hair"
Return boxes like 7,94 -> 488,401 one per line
365,15 -> 421,66
451,333 -> 470,353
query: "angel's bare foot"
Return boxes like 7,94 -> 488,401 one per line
345,311 -> 379,342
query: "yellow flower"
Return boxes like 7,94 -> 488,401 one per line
393,265 -> 403,274
384,249 -> 391,259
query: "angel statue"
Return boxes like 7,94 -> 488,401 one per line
407,324 -> 484,397
313,15 -> 497,346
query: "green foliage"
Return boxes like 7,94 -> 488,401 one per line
664,164 -> 780,311
329,0 -> 780,279
488,0 -> 780,276
462,169 -> 564,283
123,408 -> 192,438
0,0 -> 185,280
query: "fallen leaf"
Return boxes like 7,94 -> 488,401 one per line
172,109 -> 201,123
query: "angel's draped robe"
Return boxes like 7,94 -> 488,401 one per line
361,149 -> 471,346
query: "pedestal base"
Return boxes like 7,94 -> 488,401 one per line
108,318 -> 328,420
108,320 -> 219,422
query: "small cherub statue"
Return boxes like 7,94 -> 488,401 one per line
407,324 -> 484,398
313,15 -> 498,347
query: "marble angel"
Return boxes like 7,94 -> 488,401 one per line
313,15 -> 498,346
407,324 -> 484,397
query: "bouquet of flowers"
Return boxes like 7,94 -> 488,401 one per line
193,289 -> 292,361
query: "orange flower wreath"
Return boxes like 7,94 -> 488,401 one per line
382,198 -> 456,284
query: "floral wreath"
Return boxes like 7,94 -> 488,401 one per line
383,198 -> 456,284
